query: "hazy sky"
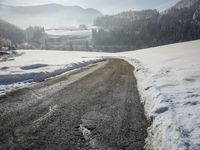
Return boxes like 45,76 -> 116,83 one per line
0,0 -> 180,14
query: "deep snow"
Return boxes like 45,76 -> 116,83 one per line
119,40 -> 200,150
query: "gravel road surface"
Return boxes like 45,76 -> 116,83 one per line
0,59 -> 149,150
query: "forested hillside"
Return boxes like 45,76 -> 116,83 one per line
93,0 -> 200,51
0,19 -> 25,44
0,19 -> 47,49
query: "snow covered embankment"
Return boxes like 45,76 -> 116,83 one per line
121,40 -> 200,150
0,50 -> 111,96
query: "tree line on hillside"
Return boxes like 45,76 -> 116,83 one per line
25,26 -> 46,49
0,19 -> 46,50
0,19 -> 25,49
92,1 -> 200,52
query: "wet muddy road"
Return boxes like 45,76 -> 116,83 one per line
0,59 -> 149,150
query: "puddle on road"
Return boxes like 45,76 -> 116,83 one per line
78,111 -> 113,149
79,124 -> 92,140
79,124 -> 99,149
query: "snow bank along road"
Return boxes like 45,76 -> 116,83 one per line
119,40 -> 200,150
0,50 -> 111,96
0,59 -> 149,150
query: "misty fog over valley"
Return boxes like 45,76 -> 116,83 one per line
0,4 -> 102,28
0,0 -> 200,150
1,0 -> 200,52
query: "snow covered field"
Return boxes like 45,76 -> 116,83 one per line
0,50 -> 111,95
46,29 -> 91,36
0,40 -> 200,150
119,40 -> 200,150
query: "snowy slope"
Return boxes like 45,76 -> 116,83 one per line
0,50 -> 111,95
119,40 -> 200,150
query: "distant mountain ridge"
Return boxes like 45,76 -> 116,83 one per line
172,0 -> 199,9
163,0 -> 200,13
0,3 -> 102,28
